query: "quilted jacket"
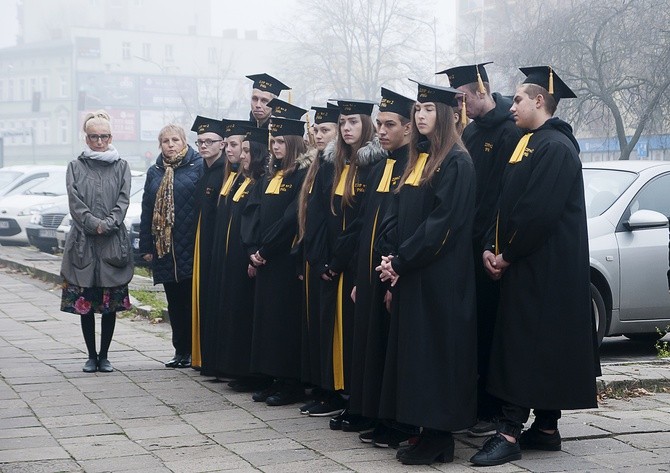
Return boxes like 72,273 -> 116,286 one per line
139,146 -> 203,284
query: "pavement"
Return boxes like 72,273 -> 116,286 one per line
1,245 -> 670,472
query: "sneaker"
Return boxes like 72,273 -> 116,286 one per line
299,399 -> 321,415
307,397 -> 346,417
266,386 -> 304,406
373,426 -> 415,448
252,380 -> 281,402
519,426 -> 561,451
468,420 -> 497,437
359,428 -> 376,443
470,433 -> 522,466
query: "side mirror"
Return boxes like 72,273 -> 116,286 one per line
626,209 -> 669,230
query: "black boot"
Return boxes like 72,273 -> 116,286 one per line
399,429 -> 454,465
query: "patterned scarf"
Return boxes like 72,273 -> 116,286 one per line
152,146 -> 188,258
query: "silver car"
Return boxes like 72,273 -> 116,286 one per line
585,160 -> 670,344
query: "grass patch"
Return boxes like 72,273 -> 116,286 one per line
134,265 -> 152,278
655,326 -> 670,358
129,289 -> 166,321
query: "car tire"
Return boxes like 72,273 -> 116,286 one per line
623,332 -> 664,343
591,282 -> 607,346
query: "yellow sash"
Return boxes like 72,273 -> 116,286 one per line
508,133 -> 533,164
335,164 -> 355,196
405,153 -> 429,186
232,177 -> 252,202
376,159 -> 396,192
333,273 -> 345,390
191,214 -> 202,368
265,170 -> 284,194
219,171 -> 237,196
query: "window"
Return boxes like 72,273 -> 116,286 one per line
19,79 -> 25,100
8,79 -> 14,101
30,77 -> 36,93
122,42 -> 131,60
59,117 -> 69,144
165,44 -> 173,61
42,77 -> 48,99
60,76 -> 68,97
626,173 -> 670,220
142,43 -> 151,60
41,119 -> 49,144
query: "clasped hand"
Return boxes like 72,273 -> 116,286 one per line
375,255 -> 399,287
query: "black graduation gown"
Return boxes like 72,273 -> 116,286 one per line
211,173 -> 258,378
461,93 -> 524,404
193,156 -> 226,374
485,118 -> 599,410
376,145 -> 477,431
345,145 -> 409,417
242,160 -> 309,380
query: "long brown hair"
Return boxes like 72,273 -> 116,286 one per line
330,114 -> 375,212
268,135 -> 307,178
397,102 -> 465,191
297,151 -> 322,241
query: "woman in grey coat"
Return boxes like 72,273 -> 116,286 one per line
61,110 -> 134,374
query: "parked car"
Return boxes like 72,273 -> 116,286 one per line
0,165 -> 66,198
0,170 -> 67,245
585,160 -> 670,345
25,196 -> 69,253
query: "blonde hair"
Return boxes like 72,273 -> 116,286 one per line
82,110 -> 111,133
157,124 -> 187,148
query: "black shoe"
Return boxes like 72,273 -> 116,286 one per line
97,357 -> 113,373
252,380 -> 281,402
329,408 -> 350,430
399,430 -> 454,465
374,426 -> 416,448
308,397 -> 346,417
176,354 -> 191,368
83,358 -> 97,373
266,386 -> 304,406
519,426 -> 561,451
164,354 -> 182,368
359,428 -> 377,444
470,433 -> 522,466
299,399 -> 321,415
230,377 -> 271,393
342,415 -> 375,432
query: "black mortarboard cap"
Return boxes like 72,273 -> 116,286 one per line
311,104 -> 340,124
222,119 -> 250,138
331,99 -> 376,116
245,73 -> 291,95
519,66 -> 577,103
241,125 -> 269,145
379,87 -> 415,119
409,79 -> 463,107
437,62 -> 492,90
267,98 -> 307,120
191,115 -> 225,137
269,117 -> 305,137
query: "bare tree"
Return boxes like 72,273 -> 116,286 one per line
481,0 -> 670,159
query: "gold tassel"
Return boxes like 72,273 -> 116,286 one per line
477,65 -> 486,94
461,95 -> 468,127
548,66 -> 554,95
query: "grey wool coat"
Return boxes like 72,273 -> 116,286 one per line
61,156 -> 134,288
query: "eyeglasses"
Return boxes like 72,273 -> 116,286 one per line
195,139 -> 223,147
87,134 -> 111,142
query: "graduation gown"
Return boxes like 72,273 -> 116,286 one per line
241,153 -> 312,380
192,156 -> 226,372
211,173 -> 258,378
307,138 -> 386,392
376,144 -> 477,431
345,145 -> 408,417
485,117 -> 599,410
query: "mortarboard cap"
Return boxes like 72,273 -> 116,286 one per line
311,104 -> 340,124
379,87 -> 415,119
438,62 -> 492,94
222,119 -> 250,138
241,125 -> 269,146
331,99 -> 376,116
267,98 -> 307,120
245,73 -> 291,95
519,66 -> 577,103
269,117 -> 305,137
191,115 -> 226,137
409,79 -> 463,107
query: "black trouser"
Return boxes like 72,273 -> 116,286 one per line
163,279 -> 192,355
497,403 -> 561,439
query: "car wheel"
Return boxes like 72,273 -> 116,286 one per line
591,282 -> 607,346
623,332 -> 664,343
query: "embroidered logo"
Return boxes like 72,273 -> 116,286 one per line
484,142 -> 493,153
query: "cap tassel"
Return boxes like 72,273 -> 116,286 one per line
548,67 -> 554,95
476,67 -> 486,94
461,95 -> 468,126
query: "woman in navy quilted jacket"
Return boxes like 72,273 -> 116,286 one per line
139,124 -> 203,369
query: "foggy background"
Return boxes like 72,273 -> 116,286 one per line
0,0 -> 668,168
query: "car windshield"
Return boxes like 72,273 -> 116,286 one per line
583,169 -> 637,218
0,171 -> 22,189
24,172 -> 67,196
130,174 -> 145,203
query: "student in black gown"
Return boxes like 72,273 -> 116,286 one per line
246,73 -> 291,129
376,81 -> 477,466
242,117 -> 315,406
470,67 -> 599,467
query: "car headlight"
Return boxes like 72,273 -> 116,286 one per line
30,214 -> 43,225
18,204 -> 54,217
